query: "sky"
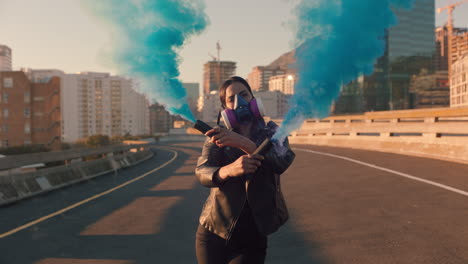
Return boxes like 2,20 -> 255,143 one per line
0,0 -> 467,86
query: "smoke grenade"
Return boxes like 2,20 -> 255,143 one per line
194,120 -> 217,137
194,120 -> 273,155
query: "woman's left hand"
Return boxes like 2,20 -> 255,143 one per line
206,127 -> 256,153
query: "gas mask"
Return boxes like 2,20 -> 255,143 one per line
220,94 -> 265,129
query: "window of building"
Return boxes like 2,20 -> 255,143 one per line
3,77 -> 13,88
3,108 -> 8,118
24,108 -> 31,118
25,123 -> 31,134
24,92 -> 31,103
3,93 -> 8,103
24,140 -> 32,145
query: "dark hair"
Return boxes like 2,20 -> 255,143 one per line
219,76 -> 253,108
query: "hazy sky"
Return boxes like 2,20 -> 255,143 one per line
0,0 -> 467,85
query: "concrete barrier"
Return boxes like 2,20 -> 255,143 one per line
0,147 -> 154,207
282,107 -> 468,165
159,134 -> 205,142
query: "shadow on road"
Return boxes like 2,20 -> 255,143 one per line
0,143 -> 329,264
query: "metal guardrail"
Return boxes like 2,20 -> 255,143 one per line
0,144 -> 152,171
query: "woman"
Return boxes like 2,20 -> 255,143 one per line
195,76 -> 295,264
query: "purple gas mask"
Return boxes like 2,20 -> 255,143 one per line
220,94 -> 265,129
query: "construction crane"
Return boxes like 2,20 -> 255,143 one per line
207,41 -> 222,62
216,41 -> 221,62
437,0 -> 468,77
208,53 -> 217,62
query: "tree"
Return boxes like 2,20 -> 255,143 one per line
86,134 -> 110,148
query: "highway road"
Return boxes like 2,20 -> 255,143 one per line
1,141 -> 468,264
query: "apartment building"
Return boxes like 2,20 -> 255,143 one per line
0,71 -> 61,148
247,66 -> 285,92
451,53 -> 468,107
25,70 -> 149,142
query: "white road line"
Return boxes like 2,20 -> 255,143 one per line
294,148 -> 468,198
0,148 -> 178,239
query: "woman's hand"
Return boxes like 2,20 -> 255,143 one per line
218,154 -> 264,181
206,127 -> 256,154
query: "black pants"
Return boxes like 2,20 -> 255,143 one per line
195,206 -> 267,264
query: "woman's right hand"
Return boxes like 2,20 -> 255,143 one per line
218,154 -> 264,180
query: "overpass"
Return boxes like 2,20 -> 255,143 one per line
1,107 -> 468,263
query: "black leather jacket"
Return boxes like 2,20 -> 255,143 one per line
195,121 -> 295,240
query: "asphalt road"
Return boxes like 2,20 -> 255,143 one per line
1,142 -> 468,264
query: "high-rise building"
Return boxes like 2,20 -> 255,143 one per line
24,70 -> 149,142
0,71 -> 61,149
254,91 -> 290,119
450,53 -> 468,107
121,82 -> 150,136
198,91 -> 220,123
247,66 -> 285,92
183,82 -> 200,118
203,61 -> 236,95
269,74 -> 296,95
367,0 -> 435,111
336,0 -> 435,113
409,70 -> 450,108
435,26 -> 468,72
0,45 -> 12,72
149,103 -> 174,134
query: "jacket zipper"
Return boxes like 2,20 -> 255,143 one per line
226,188 -> 247,243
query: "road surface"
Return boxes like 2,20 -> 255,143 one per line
1,142 -> 468,263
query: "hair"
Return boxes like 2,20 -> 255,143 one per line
218,76 -> 253,108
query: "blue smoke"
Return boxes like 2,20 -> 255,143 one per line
273,0 -> 414,142
80,0 -> 209,123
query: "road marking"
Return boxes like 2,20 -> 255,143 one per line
295,148 -> 468,198
0,148 -> 178,239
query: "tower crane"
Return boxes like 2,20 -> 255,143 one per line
216,41 -> 221,62
437,0 -> 468,77
208,42 -> 222,62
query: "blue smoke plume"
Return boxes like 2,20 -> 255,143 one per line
80,0 -> 209,122
273,0 -> 414,142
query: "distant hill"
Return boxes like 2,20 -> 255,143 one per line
267,50 -> 296,72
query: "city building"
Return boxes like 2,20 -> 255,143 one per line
337,0 -> 435,113
247,66 -> 285,92
198,91 -> 221,123
24,70 -> 149,142
254,91 -> 291,119
122,82 -> 150,136
435,26 -> 468,72
203,61 -> 236,95
183,82 -> 200,100
451,53 -> 468,107
0,71 -> 61,149
183,82 -> 200,118
149,103 -> 174,134
269,74 -> 296,95
333,76 -> 365,114
409,70 -> 450,108
0,45 -> 12,72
